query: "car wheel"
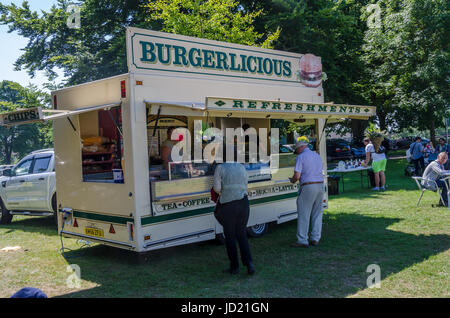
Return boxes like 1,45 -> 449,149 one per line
0,199 -> 13,224
247,223 -> 268,238
52,194 -> 58,226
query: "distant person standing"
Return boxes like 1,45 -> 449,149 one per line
213,161 -> 254,275
435,138 -> 447,154
364,139 -> 387,191
424,141 -> 434,158
409,137 -> 425,176
289,137 -> 324,248
363,138 -> 371,150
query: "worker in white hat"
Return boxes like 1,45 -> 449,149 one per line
289,136 -> 324,248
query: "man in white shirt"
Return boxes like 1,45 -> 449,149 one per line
289,138 -> 324,248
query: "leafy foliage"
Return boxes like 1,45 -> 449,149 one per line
364,122 -> 385,140
360,0 -> 449,141
0,0 -> 154,86
0,0 -> 447,143
145,0 -> 280,48
0,81 -> 52,164
240,0 -> 371,105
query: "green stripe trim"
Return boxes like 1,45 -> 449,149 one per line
71,211 -> 133,225
141,206 -> 215,226
249,191 -> 298,205
142,191 -> 298,226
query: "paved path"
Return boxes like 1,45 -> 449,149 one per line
388,156 -> 406,160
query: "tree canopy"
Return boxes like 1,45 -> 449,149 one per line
0,81 -> 52,164
0,0 -> 448,142
0,0 -> 154,86
146,0 -> 280,48
360,0 -> 449,141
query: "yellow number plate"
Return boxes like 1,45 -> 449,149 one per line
85,227 -> 104,238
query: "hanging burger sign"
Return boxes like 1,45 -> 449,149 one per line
298,54 -> 323,88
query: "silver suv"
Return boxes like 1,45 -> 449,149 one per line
0,149 -> 57,225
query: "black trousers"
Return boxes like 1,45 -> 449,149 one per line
436,179 -> 449,204
216,196 -> 252,270
413,157 -> 425,176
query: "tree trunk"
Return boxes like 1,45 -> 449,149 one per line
351,119 -> 369,143
430,116 -> 436,146
378,110 -> 387,132
5,129 -> 13,164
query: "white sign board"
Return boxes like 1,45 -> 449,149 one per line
126,27 -> 323,87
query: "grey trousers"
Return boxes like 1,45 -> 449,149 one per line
296,183 -> 324,245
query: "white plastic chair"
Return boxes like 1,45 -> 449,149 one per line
412,176 -> 450,207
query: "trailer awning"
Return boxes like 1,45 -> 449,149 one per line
144,98 -> 376,121
144,100 -> 205,117
0,102 -> 122,127
205,97 -> 376,120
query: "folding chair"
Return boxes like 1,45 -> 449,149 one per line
412,176 -> 450,207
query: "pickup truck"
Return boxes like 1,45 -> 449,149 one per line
0,165 -> 14,176
0,149 -> 57,225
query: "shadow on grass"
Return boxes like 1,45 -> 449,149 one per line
56,212 -> 450,298
0,215 -> 58,236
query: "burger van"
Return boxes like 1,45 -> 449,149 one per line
0,27 -> 376,253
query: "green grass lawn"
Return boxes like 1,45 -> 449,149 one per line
0,158 -> 448,298
387,149 -> 407,158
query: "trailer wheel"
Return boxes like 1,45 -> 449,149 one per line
0,199 -> 13,225
52,194 -> 58,226
247,223 -> 268,238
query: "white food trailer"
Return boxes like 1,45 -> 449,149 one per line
0,27 -> 376,253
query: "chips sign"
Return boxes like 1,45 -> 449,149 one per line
0,107 -> 43,126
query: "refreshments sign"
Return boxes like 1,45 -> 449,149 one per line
126,27 -> 311,85
206,98 -> 377,118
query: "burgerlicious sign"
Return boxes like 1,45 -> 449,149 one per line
126,27 -> 323,87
